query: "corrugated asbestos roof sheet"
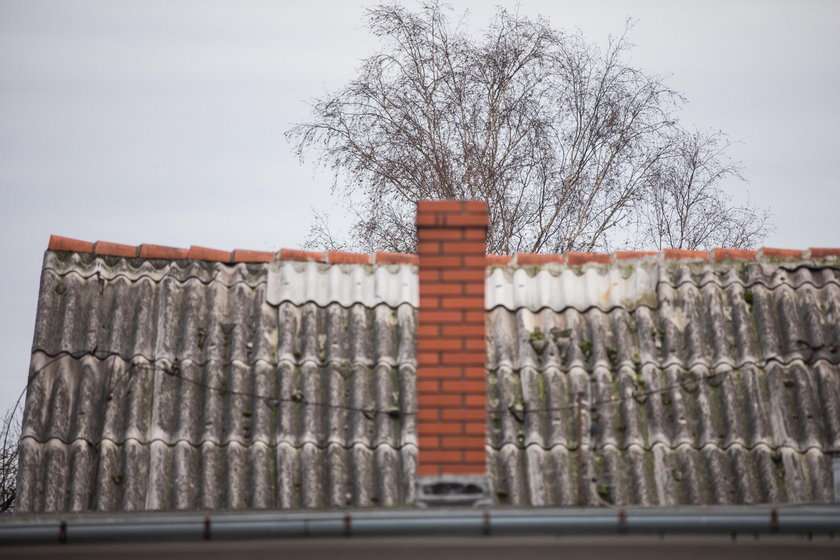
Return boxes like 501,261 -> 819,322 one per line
17,249 -> 840,511
486,260 -> 840,506
18,251 -> 418,512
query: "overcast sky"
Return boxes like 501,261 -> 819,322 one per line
1,0 -> 839,413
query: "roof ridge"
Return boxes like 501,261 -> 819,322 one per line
47,235 -> 840,265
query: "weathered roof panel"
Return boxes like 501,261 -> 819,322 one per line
266,260 -> 418,308
17,248 -> 840,512
19,252 -> 418,513
485,261 -> 840,506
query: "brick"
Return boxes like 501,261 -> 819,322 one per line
810,247 -> 840,259
440,296 -> 484,310
441,381 -> 486,393
416,380 -> 439,393
48,235 -> 93,253
663,249 -> 708,261
464,311 -> 486,323
566,251 -> 610,265
464,229 -> 487,240
464,451 -> 487,462
444,214 -> 489,227
464,339 -> 486,351
415,213 -> 441,227
464,283 -> 484,295
463,367 -> 487,379
419,295 -> 440,309
442,269 -> 485,282
418,436 -> 440,449
327,250 -> 371,264
138,244 -> 188,259
485,254 -> 512,266
417,200 -> 464,213
417,241 -> 441,255
417,228 -> 463,241
232,249 -> 274,263
464,422 -> 486,435
441,242 -> 486,254
94,241 -> 137,258
418,366 -> 463,380
418,422 -> 463,435
442,325 -> 485,337
417,325 -> 440,337
420,283 -> 463,296
441,436 -> 486,450
417,352 -> 439,366
615,251 -> 658,260
463,256 -> 489,268
421,450 -> 463,463
760,247 -> 804,259
465,394 -> 486,406
516,253 -> 564,265
417,464 -> 441,476
417,339 -> 464,352
418,310 -> 463,323
463,200 -> 489,213
419,256 -> 464,268
446,352 -> 486,365
419,394 -> 463,407
713,248 -> 757,262
441,464 -> 485,475
417,409 -> 439,421
418,270 -> 441,282
375,251 -> 418,265
279,248 -> 325,262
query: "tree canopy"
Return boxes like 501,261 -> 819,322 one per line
289,2 -> 771,254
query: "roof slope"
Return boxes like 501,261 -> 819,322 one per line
18,251 -> 418,512
486,259 -> 840,505
16,239 -> 840,511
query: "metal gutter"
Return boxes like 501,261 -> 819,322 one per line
2,506 -> 839,545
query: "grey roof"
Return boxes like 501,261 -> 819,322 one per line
17,249 -> 840,512
486,260 -> 840,505
18,251 -> 417,512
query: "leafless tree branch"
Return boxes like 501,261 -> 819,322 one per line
288,2 -> 771,253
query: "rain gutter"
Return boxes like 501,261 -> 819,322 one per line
2,506 -> 839,545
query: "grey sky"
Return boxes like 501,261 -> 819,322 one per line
1,0 -> 839,413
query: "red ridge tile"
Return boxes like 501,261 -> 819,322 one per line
138,244 -> 188,259
810,248 -> 840,259
94,241 -> 137,258
713,248 -> 757,262
48,235 -> 93,253
486,254 -> 512,266
615,251 -> 658,260
566,252 -> 610,265
327,250 -> 372,264
516,253 -> 564,265
232,249 -> 275,263
663,249 -> 709,261
187,245 -> 231,262
760,247 -> 804,259
279,249 -> 325,262
375,251 -> 419,265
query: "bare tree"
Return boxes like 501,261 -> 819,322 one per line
638,129 -> 771,250
0,402 -> 21,513
289,2 -> 770,253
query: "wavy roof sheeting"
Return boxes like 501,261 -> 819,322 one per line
16,237 -> 840,511
486,260 -> 840,505
18,250 -> 418,512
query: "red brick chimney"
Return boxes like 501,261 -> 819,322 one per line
415,200 -> 488,481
